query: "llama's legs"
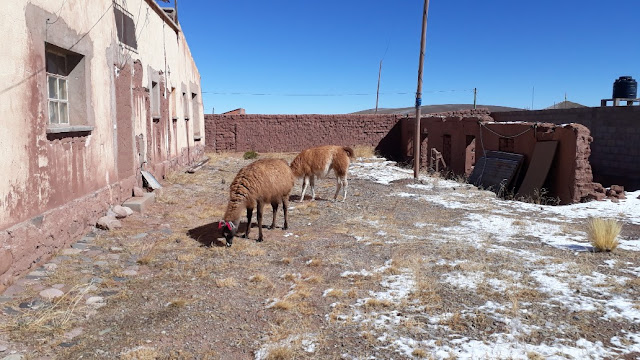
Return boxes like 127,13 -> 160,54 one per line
342,177 -> 348,201
256,201 -> 265,242
310,175 -> 316,201
333,177 -> 343,201
300,177 -> 309,202
269,202 -> 278,229
282,196 -> 289,230
243,207 -> 253,238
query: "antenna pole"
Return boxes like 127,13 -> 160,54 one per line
413,0 -> 429,179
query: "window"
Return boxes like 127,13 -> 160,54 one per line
499,137 -> 514,153
182,92 -> 189,120
45,43 -> 90,133
46,51 -> 69,124
151,81 -> 160,119
191,92 -> 201,138
114,4 -> 137,50
170,87 -> 177,120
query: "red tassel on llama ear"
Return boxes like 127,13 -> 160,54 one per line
218,221 -> 226,230
227,222 -> 234,231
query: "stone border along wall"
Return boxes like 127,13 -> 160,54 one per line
491,106 -> 640,191
204,114 -> 404,157
0,145 -> 204,294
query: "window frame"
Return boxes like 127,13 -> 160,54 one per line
47,73 -> 70,125
46,49 -> 70,126
44,43 -> 93,135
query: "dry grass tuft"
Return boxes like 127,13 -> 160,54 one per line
363,298 -> 392,309
527,352 -> 545,360
325,289 -> 344,298
244,246 -> 266,257
281,257 -> 292,265
136,255 -> 154,265
265,346 -> 294,360
121,346 -> 160,360
168,299 -> 188,308
353,145 -> 375,158
271,300 -> 294,311
249,274 -> 267,283
412,348 -> 430,359
0,283 -> 93,335
215,277 -> 238,288
306,258 -> 322,267
587,218 -> 622,252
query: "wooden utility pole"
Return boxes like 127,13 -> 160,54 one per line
414,0 -> 430,179
375,60 -> 383,114
473,88 -> 477,109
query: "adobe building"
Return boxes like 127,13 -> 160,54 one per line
0,0 -> 205,291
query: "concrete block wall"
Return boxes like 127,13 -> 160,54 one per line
492,106 -> 640,190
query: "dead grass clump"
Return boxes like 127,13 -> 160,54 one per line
281,257 -> 292,265
244,246 -> 266,257
306,258 -> 322,267
587,218 -> 622,252
363,298 -> 393,309
353,145 -> 375,158
265,346 -> 294,360
177,253 -> 197,262
282,273 -> 299,282
215,277 -> 238,288
527,351 -> 545,360
271,300 -> 294,311
303,274 -> 322,284
249,274 -> 267,283
0,283 -> 93,337
121,346 -> 160,360
168,299 -> 188,308
325,289 -> 344,298
412,348 -> 430,359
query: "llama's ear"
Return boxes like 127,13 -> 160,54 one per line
218,221 -> 226,230
227,222 -> 235,231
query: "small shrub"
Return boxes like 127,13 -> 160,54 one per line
353,145 -> 375,158
588,218 -> 622,252
243,150 -> 258,160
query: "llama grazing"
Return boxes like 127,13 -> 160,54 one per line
289,145 -> 355,202
219,158 -> 295,247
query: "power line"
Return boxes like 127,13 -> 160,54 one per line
201,89 -> 474,97
69,2 -> 114,51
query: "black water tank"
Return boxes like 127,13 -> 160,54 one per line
612,76 -> 637,99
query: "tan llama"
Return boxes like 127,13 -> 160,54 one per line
289,145 -> 355,202
219,158 -> 295,247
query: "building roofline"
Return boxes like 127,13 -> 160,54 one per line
144,0 -> 180,33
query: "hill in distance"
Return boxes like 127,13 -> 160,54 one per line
352,103 -> 524,115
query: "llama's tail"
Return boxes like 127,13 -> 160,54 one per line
342,146 -> 355,159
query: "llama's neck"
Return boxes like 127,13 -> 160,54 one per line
223,195 -> 245,223
289,157 -> 304,177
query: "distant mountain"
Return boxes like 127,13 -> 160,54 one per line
352,104 -> 524,115
543,101 -> 587,110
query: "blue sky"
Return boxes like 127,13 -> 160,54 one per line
176,1 -> 640,114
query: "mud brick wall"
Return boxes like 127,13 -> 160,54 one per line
204,114 -> 403,155
492,106 -> 640,190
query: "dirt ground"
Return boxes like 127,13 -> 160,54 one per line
1,152 -> 640,359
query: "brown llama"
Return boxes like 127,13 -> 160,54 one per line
289,145 -> 355,202
219,158 -> 295,247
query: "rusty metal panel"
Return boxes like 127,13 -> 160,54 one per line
515,141 -> 558,199
469,151 -> 524,193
